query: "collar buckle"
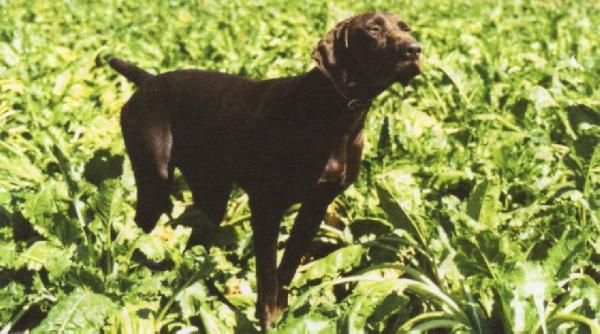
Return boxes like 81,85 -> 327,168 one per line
347,98 -> 371,111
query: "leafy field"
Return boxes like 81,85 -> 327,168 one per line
1,0 -> 600,332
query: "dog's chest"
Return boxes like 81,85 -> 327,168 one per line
233,111 -> 363,200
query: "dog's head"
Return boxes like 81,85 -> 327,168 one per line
313,13 -> 421,99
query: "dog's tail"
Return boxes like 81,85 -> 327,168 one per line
108,57 -> 153,86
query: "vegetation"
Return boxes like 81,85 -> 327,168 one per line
1,0 -> 599,332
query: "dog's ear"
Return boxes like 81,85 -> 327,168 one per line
312,18 -> 353,93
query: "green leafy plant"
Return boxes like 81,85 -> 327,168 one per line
1,0 -> 599,332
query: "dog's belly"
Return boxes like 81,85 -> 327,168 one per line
232,144 -> 332,203
171,129 -> 331,204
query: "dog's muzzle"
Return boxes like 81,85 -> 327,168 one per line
398,41 -> 421,61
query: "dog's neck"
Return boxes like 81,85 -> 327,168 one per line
308,67 -> 378,114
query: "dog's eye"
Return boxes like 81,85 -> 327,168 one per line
367,25 -> 381,33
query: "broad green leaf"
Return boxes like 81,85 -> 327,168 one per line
542,231 -> 587,281
89,179 -> 123,226
198,302 -> 231,334
491,285 -> 516,333
431,60 -> 471,106
397,311 -> 448,333
136,235 -> 166,262
0,240 -> 17,268
570,275 -> 600,313
466,179 -> 500,229
430,169 -> 472,193
407,319 -> 465,332
547,314 -> 600,334
508,262 -> 553,332
33,289 -> 114,334
292,244 -> 366,288
453,231 -> 514,278
275,314 -> 336,334
340,280 -> 409,333
21,181 -> 82,245
376,184 -> 426,247
50,144 -> 79,198
177,282 -> 207,320
16,240 -> 73,278
0,282 -> 25,325
108,302 -> 161,334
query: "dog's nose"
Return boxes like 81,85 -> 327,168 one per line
405,41 -> 421,54
399,41 -> 421,59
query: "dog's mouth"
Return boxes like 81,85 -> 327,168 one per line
396,61 -> 421,87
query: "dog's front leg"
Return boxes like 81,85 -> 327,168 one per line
277,130 -> 364,309
249,196 -> 288,331
276,182 -> 344,308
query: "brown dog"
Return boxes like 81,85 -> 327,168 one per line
109,12 -> 420,330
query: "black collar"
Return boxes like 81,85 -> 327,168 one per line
330,80 -> 374,113
313,67 -> 376,113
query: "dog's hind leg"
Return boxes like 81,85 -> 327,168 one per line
122,106 -> 174,234
179,160 -> 232,245
248,194 -> 289,331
